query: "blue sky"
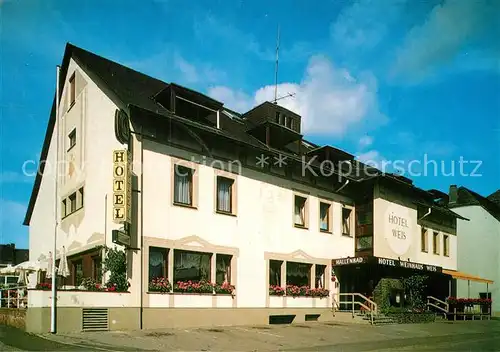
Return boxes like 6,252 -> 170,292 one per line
1,0 -> 499,248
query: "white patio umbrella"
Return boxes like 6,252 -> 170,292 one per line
46,252 -> 53,279
57,246 -> 70,278
14,260 -> 48,272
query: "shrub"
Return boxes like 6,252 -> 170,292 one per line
103,247 -> 129,292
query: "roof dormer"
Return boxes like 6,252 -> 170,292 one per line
242,101 -> 302,148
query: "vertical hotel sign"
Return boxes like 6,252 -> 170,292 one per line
112,149 -> 132,224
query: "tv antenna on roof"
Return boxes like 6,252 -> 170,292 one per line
272,25 -> 296,105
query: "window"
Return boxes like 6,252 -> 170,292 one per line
173,165 -> 193,206
319,202 -> 331,232
291,119 -> 296,131
356,236 -> 373,251
149,247 -> 168,282
216,176 -> 234,213
173,250 -> 211,282
61,199 -> 67,218
78,187 -> 84,208
443,235 -> 449,257
73,259 -> 83,286
286,261 -> 311,287
68,129 -> 76,150
286,116 -> 292,129
315,265 -> 326,288
279,114 -> 284,125
269,260 -> 282,286
69,192 -> 77,213
69,73 -> 76,107
216,254 -> 232,284
294,195 -> 307,227
342,207 -> 353,236
421,228 -> 428,252
275,111 -> 280,124
433,232 -> 440,255
92,256 -> 102,283
283,115 -> 288,127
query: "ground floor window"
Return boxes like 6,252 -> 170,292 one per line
72,259 -> 83,286
92,255 -> 102,283
149,246 -> 168,282
315,264 -> 326,288
216,254 -> 232,284
173,249 -> 211,282
286,262 -> 311,287
269,260 -> 282,286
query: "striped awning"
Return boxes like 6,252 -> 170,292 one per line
442,269 -> 494,284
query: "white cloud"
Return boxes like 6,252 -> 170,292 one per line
0,171 -> 33,184
331,0 -> 408,51
356,150 -> 386,170
392,0 -> 499,81
358,135 -> 374,149
208,55 -> 387,137
208,86 -> 253,112
174,54 -> 198,83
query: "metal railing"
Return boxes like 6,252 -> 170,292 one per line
0,286 -> 28,309
426,296 -> 448,318
332,293 -> 378,324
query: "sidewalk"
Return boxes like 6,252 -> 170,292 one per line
38,320 -> 500,351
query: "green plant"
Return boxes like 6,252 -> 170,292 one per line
401,275 -> 428,311
103,246 -> 129,292
80,277 -> 103,291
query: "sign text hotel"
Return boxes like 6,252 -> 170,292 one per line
112,149 -> 132,224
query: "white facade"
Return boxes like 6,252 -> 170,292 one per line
453,205 -> 499,315
28,58 -> 356,311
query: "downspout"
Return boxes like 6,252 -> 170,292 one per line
140,125 -> 144,330
336,179 -> 350,193
418,207 -> 432,221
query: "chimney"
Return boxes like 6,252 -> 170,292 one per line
449,185 -> 458,204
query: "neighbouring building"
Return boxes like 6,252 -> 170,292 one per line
22,43 -> 491,333
447,185 -> 500,316
0,243 -> 29,268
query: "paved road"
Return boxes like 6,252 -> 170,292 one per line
1,320 -> 499,351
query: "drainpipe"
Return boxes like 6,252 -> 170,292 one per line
336,179 -> 349,193
418,207 -> 432,221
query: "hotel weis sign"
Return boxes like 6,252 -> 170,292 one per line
112,149 -> 132,224
384,203 -> 413,256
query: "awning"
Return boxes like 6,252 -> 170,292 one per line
442,269 -> 494,284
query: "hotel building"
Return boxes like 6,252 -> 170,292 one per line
21,43 -> 492,332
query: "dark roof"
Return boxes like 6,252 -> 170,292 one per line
413,201 -> 469,221
487,190 -> 500,207
24,43 -> 363,225
449,187 -> 500,222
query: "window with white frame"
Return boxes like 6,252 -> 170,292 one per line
315,264 -> 326,288
173,249 -> 211,282
433,232 -> 440,255
319,202 -> 331,232
294,195 -> 307,227
216,176 -> 234,214
173,165 -> 193,206
216,254 -> 232,284
286,261 -> 311,286
342,207 -> 353,236
269,260 -> 282,286
149,247 -> 168,282
443,235 -> 449,256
